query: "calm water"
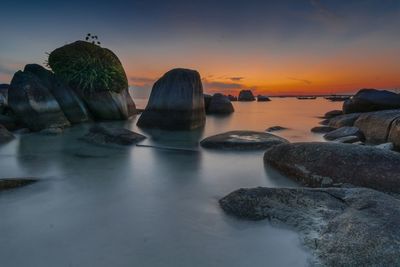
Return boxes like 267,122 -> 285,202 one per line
0,98 -> 341,267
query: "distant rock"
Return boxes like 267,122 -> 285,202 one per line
257,95 -> 270,102
137,68 -> 206,130
355,110 -> 400,145
310,126 -> 336,133
82,125 -> 146,146
343,89 -> 400,114
238,90 -> 255,101
264,142 -> 400,192
0,124 -> 15,144
328,113 -> 362,128
220,187 -> 400,266
0,178 -> 37,191
266,126 -> 288,132
323,126 -> 363,141
203,94 -> 212,111
8,70 -> 70,131
206,93 -> 234,114
227,94 -> 238,101
201,130 -> 288,150
48,41 -> 136,120
324,109 -> 342,118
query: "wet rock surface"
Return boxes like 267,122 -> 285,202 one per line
82,125 -> 146,146
323,126 -> 363,141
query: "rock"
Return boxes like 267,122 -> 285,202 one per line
137,68 -> 206,130
332,135 -> 361,143
355,110 -> 400,144
238,90 -> 255,101
219,187 -> 400,266
227,94 -> 237,101
23,64 -> 91,124
388,118 -> 400,150
39,127 -> 64,135
204,94 -> 212,111
310,126 -> 336,133
318,119 -> 330,126
323,126 -> 363,141
343,88 -> 400,114
264,142 -> 400,193
328,113 -> 362,128
13,128 -> 30,134
257,95 -> 270,102
375,142 -> 394,150
0,114 -> 17,130
0,84 -> 8,113
0,178 -> 37,191
82,125 -> 146,146
206,93 -> 234,114
0,124 -> 15,144
48,41 -> 136,120
324,109 -> 342,118
266,126 -> 288,132
8,70 -> 70,131
200,130 -> 288,150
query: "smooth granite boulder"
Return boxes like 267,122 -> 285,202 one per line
137,68 -> 206,130
328,113 -> 362,128
355,110 -> 400,144
324,109 -> 342,118
206,93 -> 234,114
323,126 -> 363,141
220,187 -> 400,266
257,95 -> 270,102
388,118 -> 400,150
82,125 -> 146,146
48,41 -> 136,120
23,64 -> 91,124
201,130 -> 288,150
238,90 -> 255,101
332,135 -> 361,144
310,126 -> 336,133
343,89 -> 400,114
0,84 -> 8,113
264,142 -> 400,193
0,124 -> 14,144
8,70 -> 70,131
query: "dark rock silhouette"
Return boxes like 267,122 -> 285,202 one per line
311,126 -> 336,133
227,94 -> 238,101
82,125 -> 146,146
238,90 -> 255,101
343,89 -> 400,114
137,68 -> 206,130
257,95 -> 270,102
206,93 -> 234,114
323,126 -> 363,141
324,109 -> 342,118
0,124 -> 14,144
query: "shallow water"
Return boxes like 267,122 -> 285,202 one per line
0,98 -> 341,267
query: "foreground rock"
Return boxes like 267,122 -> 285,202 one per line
8,70 -> 70,131
323,109 -> 342,118
328,113 -> 361,128
82,125 -> 146,146
310,126 -> 336,133
0,124 -> 15,144
264,142 -> 400,193
257,95 -> 270,102
206,93 -> 234,114
0,178 -> 37,190
201,131 -> 288,150
220,187 -> 400,266
238,90 -> 255,101
323,126 -> 363,141
137,68 -> 206,130
343,88 -> 400,114
48,41 -> 136,120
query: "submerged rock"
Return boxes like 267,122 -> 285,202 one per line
264,142 -> 400,193
266,126 -> 288,132
82,125 -> 146,146
257,95 -> 270,102
310,126 -> 336,133
323,126 -> 363,141
323,109 -> 342,118
0,124 -> 15,144
201,131 -> 288,150
343,88 -> 400,114
48,41 -> 136,120
238,90 -> 255,101
8,70 -> 70,131
0,178 -> 37,191
219,187 -> 400,266
206,93 -> 234,114
137,68 -> 206,130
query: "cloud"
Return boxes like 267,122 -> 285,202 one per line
229,77 -> 244,82
202,79 -> 244,91
310,0 -> 340,20
0,63 -> 16,76
287,77 -> 312,85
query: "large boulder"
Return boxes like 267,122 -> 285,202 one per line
264,142 -> 400,193
328,112 -> 361,128
0,124 -> 14,144
23,64 -> 91,124
8,70 -> 70,131
323,126 -> 363,141
206,93 -> 234,114
82,125 -> 146,146
137,68 -> 206,130
48,41 -> 136,120
238,90 -> 255,101
355,110 -> 400,144
220,187 -> 400,266
388,118 -> 400,150
343,89 -> 400,114
201,130 -> 288,150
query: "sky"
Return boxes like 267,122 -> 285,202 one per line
0,0 -> 399,97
